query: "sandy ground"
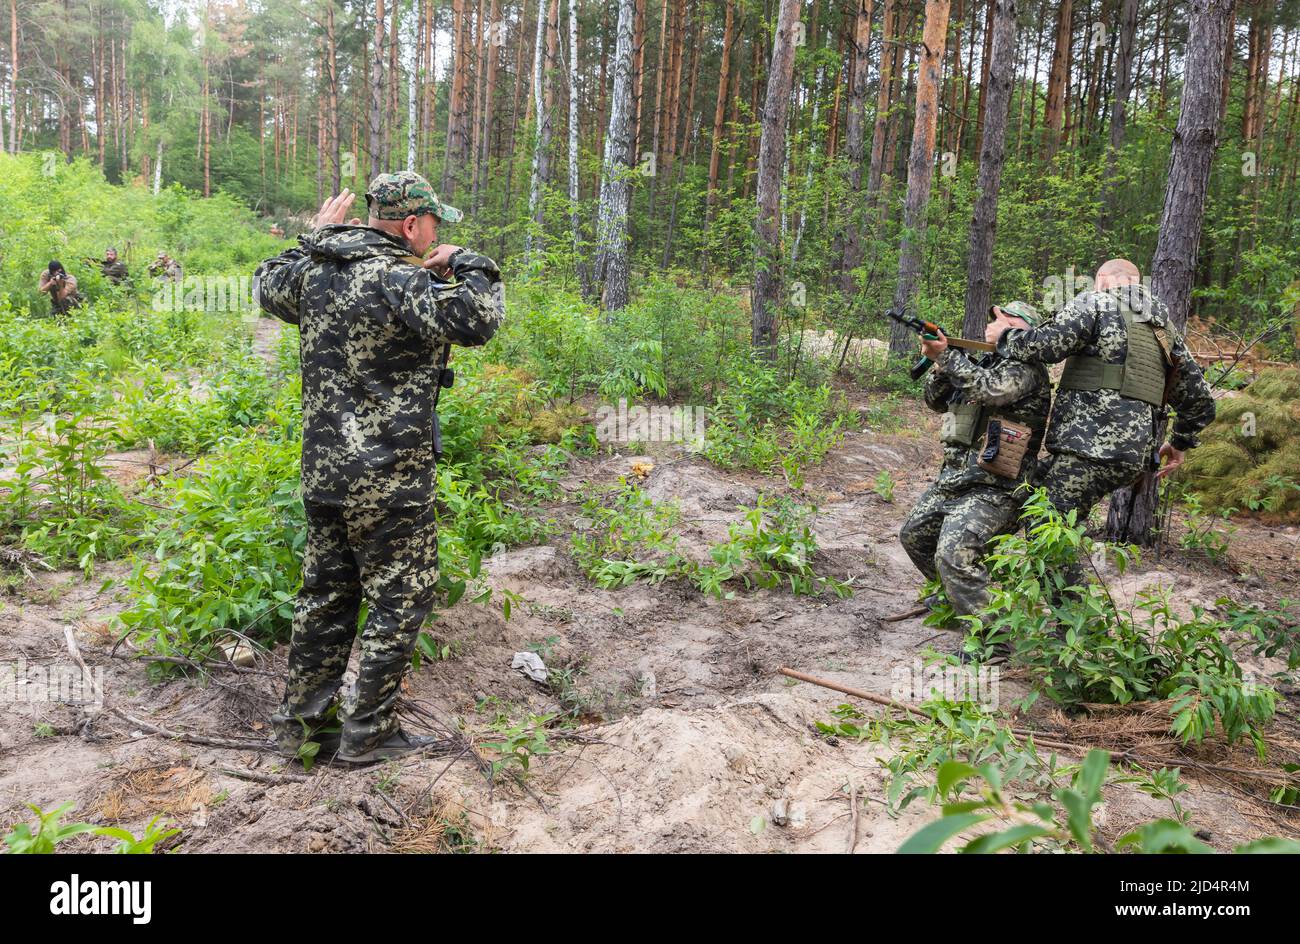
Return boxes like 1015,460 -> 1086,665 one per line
1,325 -> 1298,853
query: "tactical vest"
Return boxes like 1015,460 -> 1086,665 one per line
1058,302 -> 1169,407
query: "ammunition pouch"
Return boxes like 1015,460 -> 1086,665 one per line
940,402 -> 986,448
941,401 -> 1044,480
978,416 -> 1037,480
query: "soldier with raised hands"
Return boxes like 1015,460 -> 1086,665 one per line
253,171 -> 504,764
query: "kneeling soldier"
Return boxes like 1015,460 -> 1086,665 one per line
899,302 -> 1051,626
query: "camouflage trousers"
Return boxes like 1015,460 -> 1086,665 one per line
899,482 -> 1022,617
271,500 -> 440,755
1037,452 -> 1145,591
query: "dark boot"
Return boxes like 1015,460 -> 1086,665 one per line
336,729 -> 445,765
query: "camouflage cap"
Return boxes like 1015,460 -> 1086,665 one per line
364,171 -> 464,223
992,300 -> 1042,327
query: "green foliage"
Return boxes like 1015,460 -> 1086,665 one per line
698,498 -> 851,598
703,359 -> 852,486
571,481 -> 848,599
480,713 -> 556,782
1176,491 -> 1236,563
0,153 -> 284,316
4,803 -> 179,854
982,491 -> 1277,750
115,434 -> 306,666
1218,598 -> 1300,674
898,750 -> 1300,855
1181,369 -> 1300,521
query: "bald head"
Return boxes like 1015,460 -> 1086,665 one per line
1095,258 -> 1140,290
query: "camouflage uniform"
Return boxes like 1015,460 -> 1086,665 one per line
997,282 -> 1215,584
101,258 -> 129,285
149,255 -> 183,283
253,172 -> 503,756
44,274 -> 83,317
900,303 -> 1052,617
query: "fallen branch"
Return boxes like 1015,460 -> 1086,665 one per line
882,605 -> 929,623
779,666 -> 929,719
779,666 -> 1299,788
63,624 -> 275,752
213,766 -> 311,785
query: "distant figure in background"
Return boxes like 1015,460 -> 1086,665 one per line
269,223 -> 285,239
99,247 -> 129,285
149,251 -> 183,283
37,261 -> 83,317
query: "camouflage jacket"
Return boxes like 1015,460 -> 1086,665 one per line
101,260 -> 129,284
996,284 -> 1215,466
923,349 -> 1052,492
253,224 -> 504,507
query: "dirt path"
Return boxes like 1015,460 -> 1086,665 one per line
3,389 -> 1297,853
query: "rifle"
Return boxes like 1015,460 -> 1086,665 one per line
886,308 -> 996,380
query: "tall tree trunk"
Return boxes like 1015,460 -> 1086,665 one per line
1101,0 -> 1138,224
888,0 -> 952,356
388,0 -> 400,169
840,0 -> 875,293
1106,0 -> 1236,547
751,0 -> 802,355
595,0 -> 637,310
370,0 -> 386,178
706,0 -> 736,220
1041,0 -> 1073,161
631,0 -> 647,162
973,0 -> 994,158
6,0 -> 15,153
962,0 -> 1017,340
525,0 -> 556,264
866,0 -> 898,205
568,0 -> 590,295
326,0 -> 341,192
407,3 -> 418,169
649,0 -> 670,206
478,0 -> 501,205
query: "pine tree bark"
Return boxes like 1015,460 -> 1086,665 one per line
370,0 -> 386,178
568,0 -> 590,295
888,0 -> 952,356
326,0 -> 341,192
866,0 -> 898,205
973,0 -> 994,158
751,0 -> 802,355
1105,0 -> 1236,547
705,0 -> 735,220
1041,0 -> 1073,161
962,0 -> 1017,341
525,0 -> 557,263
1101,0 -> 1138,223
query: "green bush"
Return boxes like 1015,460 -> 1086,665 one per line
1182,368 -> 1300,520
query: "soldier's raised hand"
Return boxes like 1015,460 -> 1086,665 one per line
310,189 -> 356,229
